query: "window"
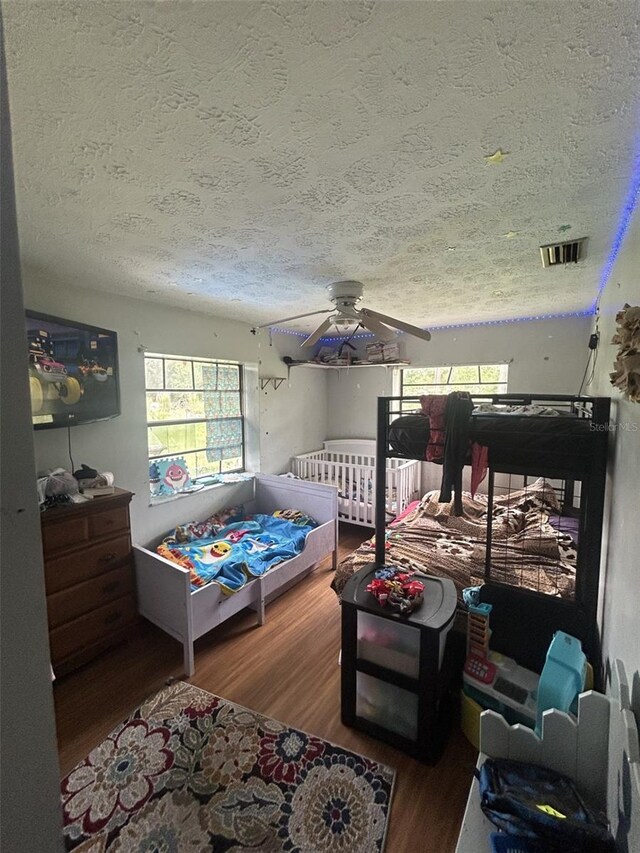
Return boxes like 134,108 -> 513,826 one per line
399,363 -> 508,410
145,354 -> 244,489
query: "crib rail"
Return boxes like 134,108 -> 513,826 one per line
292,444 -> 420,527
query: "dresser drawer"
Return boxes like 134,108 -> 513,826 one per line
89,506 -> 130,539
47,564 -> 134,629
49,595 -> 137,664
45,535 -> 131,594
41,515 -> 89,554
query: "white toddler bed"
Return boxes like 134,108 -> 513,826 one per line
291,439 -> 421,527
134,474 -> 338,676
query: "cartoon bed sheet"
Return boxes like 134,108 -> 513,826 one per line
157,510 -> 317,593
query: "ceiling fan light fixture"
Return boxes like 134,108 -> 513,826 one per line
332,317 -> 354,328
326,280 -> 364,306
253,279 -> 431,348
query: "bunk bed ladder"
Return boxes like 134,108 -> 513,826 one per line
484,469 -> 494,581
375,397 -> 388,567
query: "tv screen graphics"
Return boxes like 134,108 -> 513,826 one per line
26,311 -> 120,429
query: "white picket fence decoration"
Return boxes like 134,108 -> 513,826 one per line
608,659 -> 640,853
480,689 -> 611,810
457,660 -> 639,853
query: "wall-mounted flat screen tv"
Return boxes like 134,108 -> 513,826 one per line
26,311 -> 120,430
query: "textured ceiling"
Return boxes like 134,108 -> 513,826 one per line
4,0 -> 640,333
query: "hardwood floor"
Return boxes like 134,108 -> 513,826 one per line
54,523 -> 477,852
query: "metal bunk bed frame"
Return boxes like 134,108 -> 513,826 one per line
374,393 -> 611,674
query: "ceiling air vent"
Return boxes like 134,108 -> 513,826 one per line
539,238 -> 587,268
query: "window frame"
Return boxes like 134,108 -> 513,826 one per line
145,353 -> 245,482
398,362 -> 509,403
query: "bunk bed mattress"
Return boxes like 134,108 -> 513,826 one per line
470,414 -> 593,465
386,412 -> 594,467
332,479 -> 577,603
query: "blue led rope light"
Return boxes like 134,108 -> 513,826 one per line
269,160 -> 639,344
270,308 -> 593,342
593,153 -> 640,310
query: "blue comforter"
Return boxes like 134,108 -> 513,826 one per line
158,513 -> 317,593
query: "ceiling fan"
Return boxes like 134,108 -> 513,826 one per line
251,281 -> 431,347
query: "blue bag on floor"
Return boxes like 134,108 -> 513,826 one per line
477,758 -> 615,853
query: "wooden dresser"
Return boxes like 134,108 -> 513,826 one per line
41,488 -> 137,677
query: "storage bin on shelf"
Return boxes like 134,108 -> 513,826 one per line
356,671 -> 419,740
357,610 -> 422,677
341,564 -> 457,763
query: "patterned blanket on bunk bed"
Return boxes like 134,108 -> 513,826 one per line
332,478 -> 578,602
157,507 -> 317,593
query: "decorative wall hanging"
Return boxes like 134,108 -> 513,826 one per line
610,303 -> 640,402
150,457 -> 192,497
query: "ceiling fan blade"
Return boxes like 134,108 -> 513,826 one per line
300,317 -> 334,348
358,314 -> 397,342
254,309 -> 331,330
361,308 -> 431,341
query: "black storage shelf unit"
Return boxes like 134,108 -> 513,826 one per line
341,564 -> 457,763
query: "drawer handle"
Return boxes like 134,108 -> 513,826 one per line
102,581 -> 120,594
100,552 -> 118,563
104,611 -> 124,626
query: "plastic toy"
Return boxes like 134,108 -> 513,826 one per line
462,592 -> 587,736
366,566 -> 424,614
152,457 -> 192,497
535,630 -> 587,735
464,602 -> 497,685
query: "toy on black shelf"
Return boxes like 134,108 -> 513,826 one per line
366,566 -> 425,614
461,588 -> 588,738
464,600 -> 497,685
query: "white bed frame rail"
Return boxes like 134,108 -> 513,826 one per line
134,474 -> 338,676
291,439 -> 420,527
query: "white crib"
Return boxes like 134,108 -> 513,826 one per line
291,439 -> 421,527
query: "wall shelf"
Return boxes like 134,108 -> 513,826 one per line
288,360 -> 410,370
259,377 -> 287,390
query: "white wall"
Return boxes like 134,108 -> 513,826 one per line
1,25 -> 64,849
23,278 -> 327,545
257,335 -> 330,473
325,314 -> 592,440
592,210 -> 640,684
22,281 -> 590,546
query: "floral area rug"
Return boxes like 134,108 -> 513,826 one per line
61,681 -> 395,852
